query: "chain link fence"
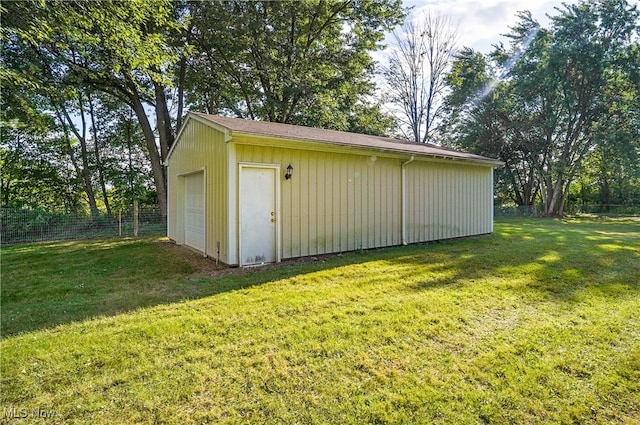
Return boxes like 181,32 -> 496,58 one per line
1,205 -> 166,245
3,203 -> 637,245
495,203 -> 640,218
493,204 -> 541,218
572,204 -> 640,215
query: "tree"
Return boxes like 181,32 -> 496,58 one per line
185,0 -> 403,134
444,0 -> 639,216
2,0 -> 187,219
0,87 -> 81,211
4,0 -> 404,219
0,33 -> 82,212
97,106 -> 157,212
584,40 -> 640,209
383,11 -> 458,143
508,2 -> 638,216
444,46 -> 540,208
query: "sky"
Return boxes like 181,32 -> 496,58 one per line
402,0 -> 583,53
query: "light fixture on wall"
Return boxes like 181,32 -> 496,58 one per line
285,164 -> 293,180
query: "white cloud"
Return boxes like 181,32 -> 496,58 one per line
405,0 -> 583,53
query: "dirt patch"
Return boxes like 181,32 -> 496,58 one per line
157,239 -> 335,280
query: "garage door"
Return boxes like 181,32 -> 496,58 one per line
184,172 -> 205,253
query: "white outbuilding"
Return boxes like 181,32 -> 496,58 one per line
166,113 -> 502,266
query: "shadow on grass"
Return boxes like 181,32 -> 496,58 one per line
1,237 -> 384,338
391,218 -> 640,301
2,218 -> 638,337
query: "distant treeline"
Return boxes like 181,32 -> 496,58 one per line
2,0 -> 638,218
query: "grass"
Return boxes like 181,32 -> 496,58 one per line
1,217 -> 639,424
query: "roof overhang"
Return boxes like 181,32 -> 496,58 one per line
231,131 -> 504,167
166,112 -> 504,168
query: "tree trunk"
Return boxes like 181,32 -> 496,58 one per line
1,178 -> 11,207
176,55 -> 187,131
154,79 -> 174,162
601,174 -> 611,210
88,93 -> 112,218
78,139 -> 99,219
126,108 -> 136,202
56,104 -> 99,219
542,178 -> 565,217
60,119 -> 99,219
128,84 -> 168,221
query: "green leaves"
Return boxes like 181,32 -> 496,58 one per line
2,0 -> 407,214
185,0 -> 403,134
444,0 -> 640,216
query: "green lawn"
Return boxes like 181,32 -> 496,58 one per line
1,218 -> 639,424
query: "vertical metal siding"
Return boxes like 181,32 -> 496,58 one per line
235,141 -> 402,259
170,125 -> 495,264
404,161 -> 493,243
167,120 -> 229,262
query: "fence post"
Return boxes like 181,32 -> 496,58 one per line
133,200 -> 139,237
118,211 -> 122,237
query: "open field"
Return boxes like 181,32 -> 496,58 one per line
1,218 -> 639,424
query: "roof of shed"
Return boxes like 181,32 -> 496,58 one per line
184,112 -> 502,166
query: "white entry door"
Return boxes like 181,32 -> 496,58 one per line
239,165 -> 278,266
184,172 -> 205,253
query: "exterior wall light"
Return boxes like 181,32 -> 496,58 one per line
285,164 -> 293,180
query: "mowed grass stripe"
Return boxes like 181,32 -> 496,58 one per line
1,218 -> 639,424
